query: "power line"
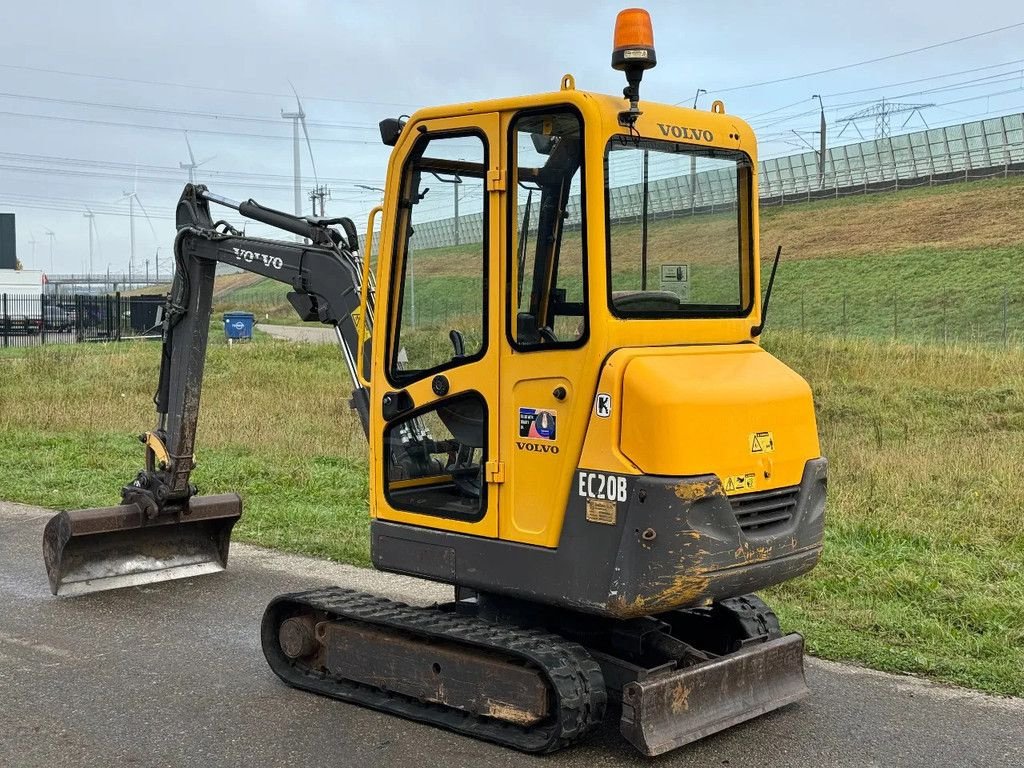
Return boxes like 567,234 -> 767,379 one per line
0,162 -> 386,196
0,150 -> 384,186
704,21 -> 1024,96
756,99 -> 1024,159
0,90 -> 379,131
0,108 -> 379,145
837,101 -> 934,139
748,60 -> 1024,126
0,61 -> 422,110
747,69 -> 1024,132
822,57 -> 1024,98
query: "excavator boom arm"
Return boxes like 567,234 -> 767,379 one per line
143,185 -> 369,506
42,183 -> 373,596
150,184 -> 372,507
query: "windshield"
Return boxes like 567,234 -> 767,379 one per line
605,138 -> 753,317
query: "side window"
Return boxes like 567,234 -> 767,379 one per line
390,133 -> 487,382
508,110 -> 587,348
383,393 -> 487,520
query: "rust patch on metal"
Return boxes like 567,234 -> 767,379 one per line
673,479 -> 717,502
670,682 -> 691,714
486,700 -> 538,726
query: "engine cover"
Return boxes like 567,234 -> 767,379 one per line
618,343 -> 819,493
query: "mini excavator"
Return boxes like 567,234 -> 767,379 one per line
42,9 -> 826,755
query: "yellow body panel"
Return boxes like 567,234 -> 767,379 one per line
616,344 -> 820,491
367,80 -> 819,550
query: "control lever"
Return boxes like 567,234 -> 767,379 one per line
449,330 -> 466,357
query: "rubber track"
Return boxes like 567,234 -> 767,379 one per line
261,587 -> 607,753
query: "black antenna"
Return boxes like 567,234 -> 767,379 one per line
751,245 -> 782,337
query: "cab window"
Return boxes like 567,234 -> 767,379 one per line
389,132 -> 488,383
383,393 -> 487,520
508,109 -> 587,349
605,139 -> 754,317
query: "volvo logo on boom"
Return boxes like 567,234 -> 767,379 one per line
232,247 -> 284,270
658,123 -> 714,142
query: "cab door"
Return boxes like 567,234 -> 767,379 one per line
499,106 -> 593,548
372,114 -> 503,538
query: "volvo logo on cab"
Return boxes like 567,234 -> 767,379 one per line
658,123 -> 714,142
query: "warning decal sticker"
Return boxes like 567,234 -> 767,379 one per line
749,431 -> 775,454
722,473 -> 756,495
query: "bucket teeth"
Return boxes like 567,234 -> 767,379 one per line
42,493 -> 242,597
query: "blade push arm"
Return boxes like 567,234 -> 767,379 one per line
124,184 -> 373,518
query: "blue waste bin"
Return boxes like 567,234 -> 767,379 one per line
223,311 -> 255,341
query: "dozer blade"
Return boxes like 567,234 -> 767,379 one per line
42,493 -> 242,597
620,633 -> 808,756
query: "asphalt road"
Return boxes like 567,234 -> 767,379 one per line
259,323 -> 336,344
2,500 -> 1022,768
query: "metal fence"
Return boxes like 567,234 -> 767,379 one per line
766,286 -> 1024,348
0,293 -> 164,348
389,113 -> 1024,251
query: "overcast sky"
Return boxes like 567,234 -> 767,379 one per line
2,0 -> 1022,275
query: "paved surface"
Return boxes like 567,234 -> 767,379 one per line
2,500 -> 1023,768
259,323 -> 336,344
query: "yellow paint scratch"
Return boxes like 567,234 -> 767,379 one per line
734,543 -> 772,564
674,479 -> 717,502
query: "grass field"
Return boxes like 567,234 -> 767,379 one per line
1,331 -> 1021,697
213,174 -> 1024,343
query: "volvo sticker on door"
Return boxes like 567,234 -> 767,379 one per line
519,408 -> 556,440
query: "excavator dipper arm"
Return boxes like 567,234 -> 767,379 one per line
136,184 -> 372,514
42,184 -> 372,595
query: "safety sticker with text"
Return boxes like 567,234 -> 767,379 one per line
722,473 -> 756,495
749,431 -> 774,453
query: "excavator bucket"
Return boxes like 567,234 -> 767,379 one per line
619,633 -> 808,756
42,493 -> 242,597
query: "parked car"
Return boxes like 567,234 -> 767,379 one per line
42,304 -> 75,331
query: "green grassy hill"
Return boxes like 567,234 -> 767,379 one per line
213,175 -> 1024,344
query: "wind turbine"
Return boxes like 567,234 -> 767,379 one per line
43,228 -> 56,272
179,131 -> 216,183
27,230 -> 37,266
118,170 -> 157,278
281,82 -> 319,220
83,209 -> 98,275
